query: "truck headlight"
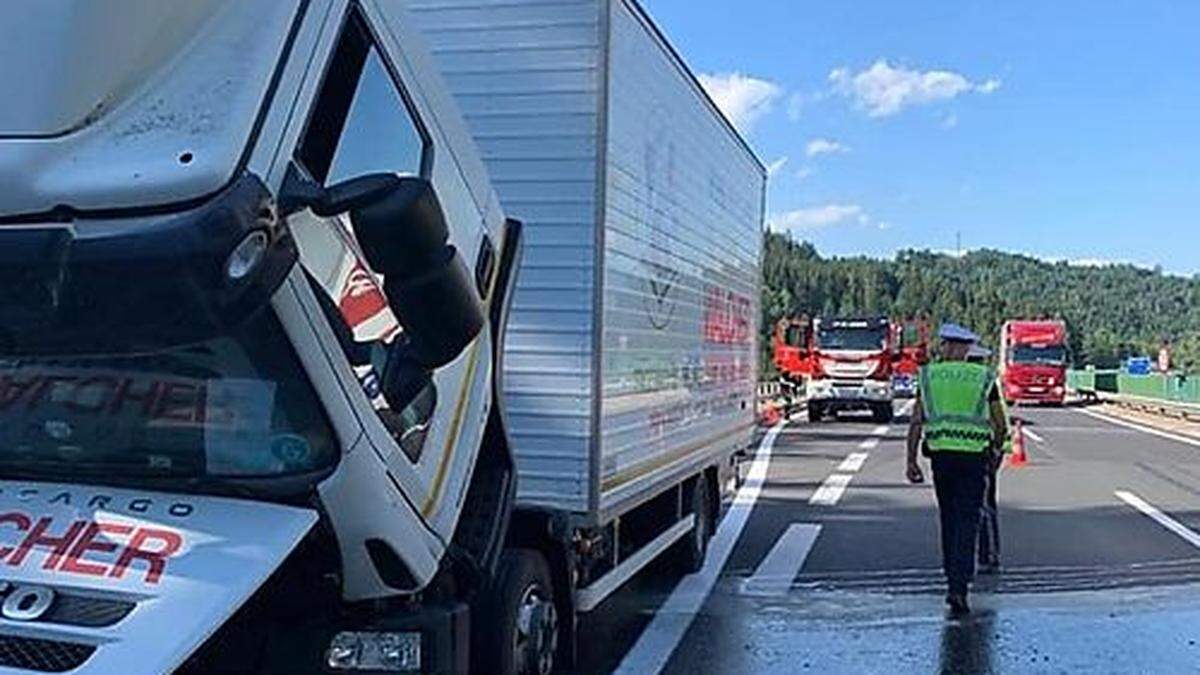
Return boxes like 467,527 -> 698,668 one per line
326,631 -> 421,672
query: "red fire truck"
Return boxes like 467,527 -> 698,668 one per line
774,316 -> 930,423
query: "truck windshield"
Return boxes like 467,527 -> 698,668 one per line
0,309 -> 338,492
818,326 -> 887,351
1011,344 -> 1067,366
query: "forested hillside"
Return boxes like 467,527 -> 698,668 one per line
761,232 -> 1200,373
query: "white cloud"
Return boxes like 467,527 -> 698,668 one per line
877,221 -> 894,231
697,72 -> 783,135
769,204 -> 864,232
787,93 -> 806,121
805,138 -> 850,158
941,113 -> 959,129
795,166 -> 814,181
829,60 -> 1001,117
766,156 -> 789,177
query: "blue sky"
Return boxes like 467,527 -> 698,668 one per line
640,0 -> 1200,276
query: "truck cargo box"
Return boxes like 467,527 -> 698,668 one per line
411,0 -> 765,523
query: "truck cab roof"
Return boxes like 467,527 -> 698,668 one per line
0,0 -> 301,219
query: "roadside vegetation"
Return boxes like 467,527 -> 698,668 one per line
761,232 -> 1200,374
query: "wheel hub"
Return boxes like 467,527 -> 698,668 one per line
514,584 -> 558,675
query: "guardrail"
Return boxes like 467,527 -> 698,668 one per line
756,380 -> 805,424
1067,368 -> 1200,421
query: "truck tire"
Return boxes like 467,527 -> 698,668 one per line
807,403 -> 823,423
672,474 -> 712,575
873,404 -> 894,424
480,549 -> 561,675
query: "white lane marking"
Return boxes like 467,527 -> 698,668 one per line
1023,428 -> 1047,444
809,474 -> 854,506
613,420 -> 786,675
1116,490 -> 1200,549
898,399 -> 916,417
839,452 -> 870,472
1078,408 -> 1200,449
741,524 -> 823,597
858,438 -> 880,451
873,425 -> 890,436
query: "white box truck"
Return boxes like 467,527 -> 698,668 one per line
0,0 -> 762,673
409,0 -> 764,522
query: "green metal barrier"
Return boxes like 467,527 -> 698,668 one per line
1115,372 -> 1200,405
1068,368 -> 1199,403
1170,374 -> 1200,404
1067,369 -> 1095,393
1067,368 -> 1118,394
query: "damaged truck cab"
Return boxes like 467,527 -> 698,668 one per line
0,1 -> 515,672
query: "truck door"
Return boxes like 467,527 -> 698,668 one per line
283,6 -> 492,543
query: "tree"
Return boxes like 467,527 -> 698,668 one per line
760,232 -> 1200,375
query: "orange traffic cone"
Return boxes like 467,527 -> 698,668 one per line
1007,419 -> 1029,468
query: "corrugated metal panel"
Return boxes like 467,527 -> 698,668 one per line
413,0 -> 763,520
598,0 -> 763,514
410,0 -> 603,513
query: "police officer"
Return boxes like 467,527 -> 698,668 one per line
905,324 -> 1010,615
967,343 -> 1005,575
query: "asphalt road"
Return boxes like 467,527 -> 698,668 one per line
577,401 -> 1200,674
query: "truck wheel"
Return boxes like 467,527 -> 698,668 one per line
873,404 -> 894,424
482,549 -> 560,675
673,474 -> 712,575
807,404 -> 823,423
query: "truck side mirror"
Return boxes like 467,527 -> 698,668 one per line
282,166 -> 485,370
347,176 -> 485,370
380,341 -> 436,414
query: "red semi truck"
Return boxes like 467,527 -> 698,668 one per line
999,320 -> 1069,405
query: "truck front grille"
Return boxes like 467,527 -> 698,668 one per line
46,595 -> 136,628
0,635 -> 95,672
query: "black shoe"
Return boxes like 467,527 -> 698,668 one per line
946,593 -> 971,616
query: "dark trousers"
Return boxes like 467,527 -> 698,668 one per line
931,453 -> 987,595
978,454 -> 1001,565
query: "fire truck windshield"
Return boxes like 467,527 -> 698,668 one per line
817,325 -> 887,352
0,310 -> 339,494
1011,344 -> 1067,366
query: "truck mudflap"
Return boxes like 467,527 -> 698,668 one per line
0,480 -> 316,674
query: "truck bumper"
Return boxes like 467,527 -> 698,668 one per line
808,380 -> 893,407
1004,385 -> 1066,405
321,601 -> 471,675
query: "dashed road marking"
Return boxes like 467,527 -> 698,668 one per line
810,474 -> 854,506
839,452 -> 870,472
1023,428 -> 1047,444
858,438 -> 880,451
613,420 -> 787,675
872,425 -> 890,436
741,524 -> 823,597
1116,490 -> 1200,549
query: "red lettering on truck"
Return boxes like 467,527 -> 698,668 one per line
0,511 -> 183,584
109,528 -> 183,584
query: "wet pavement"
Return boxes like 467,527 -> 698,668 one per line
579,403 -> 1200,674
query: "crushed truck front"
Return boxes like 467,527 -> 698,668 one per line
0,0 -> 516,672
